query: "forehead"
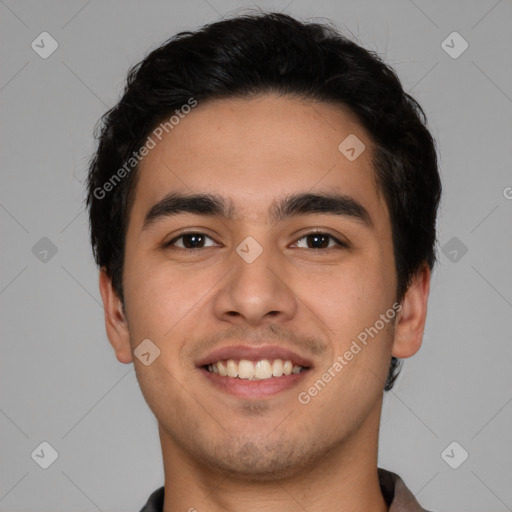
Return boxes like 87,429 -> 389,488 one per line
130,94 -> 387,227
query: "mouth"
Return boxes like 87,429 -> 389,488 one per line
204,358 -> 306,380
196,345 -> 313,399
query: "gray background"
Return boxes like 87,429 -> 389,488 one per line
1,0 -> 511,510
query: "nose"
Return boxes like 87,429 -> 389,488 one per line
212,240 -> 298,327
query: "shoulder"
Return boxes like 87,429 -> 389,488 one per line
378,468 -> 437,512
138,486 -> 164,512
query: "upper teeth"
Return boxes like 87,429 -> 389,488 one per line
207,359 -> 304,380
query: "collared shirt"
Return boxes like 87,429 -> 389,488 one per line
139,468 -> 434,511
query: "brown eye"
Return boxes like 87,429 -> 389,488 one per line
166,232 -> 217,250
292,232 -> 347,250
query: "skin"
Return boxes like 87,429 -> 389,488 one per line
99,94 -> 430,512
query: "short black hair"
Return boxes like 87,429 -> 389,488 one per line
86,11 -> 442,391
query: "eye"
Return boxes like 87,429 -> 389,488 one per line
165,232 -> 219,250
291,232 -> 347,250
164,231 -> 347,251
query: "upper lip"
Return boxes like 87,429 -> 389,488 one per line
196,344 -> 313,369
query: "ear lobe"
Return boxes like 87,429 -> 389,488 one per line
392,264 -> 431,359
98,268 -> 133,364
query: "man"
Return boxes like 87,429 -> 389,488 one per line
86,11 -> 441,512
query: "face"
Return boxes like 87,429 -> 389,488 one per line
100,94 -> 428,480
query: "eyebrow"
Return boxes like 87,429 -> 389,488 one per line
142,191 -> 374,230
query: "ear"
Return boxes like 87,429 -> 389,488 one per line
392,263 -> 431,359
98,267 -> 133,364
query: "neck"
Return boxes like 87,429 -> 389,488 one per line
159,404 -> 388,512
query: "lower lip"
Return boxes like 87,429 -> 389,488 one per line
200,367 -> 309,399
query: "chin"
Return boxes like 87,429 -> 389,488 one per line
195,437 -> 322,482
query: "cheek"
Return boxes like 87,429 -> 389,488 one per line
122,249 -> 225,347
308,253 -> 392,320
302,249 -> 395,365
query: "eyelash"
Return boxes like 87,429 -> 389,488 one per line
164,231 -> 348,252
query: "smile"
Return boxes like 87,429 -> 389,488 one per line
205,358 -> 305,380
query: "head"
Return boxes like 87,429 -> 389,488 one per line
87,12 -> 441,478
